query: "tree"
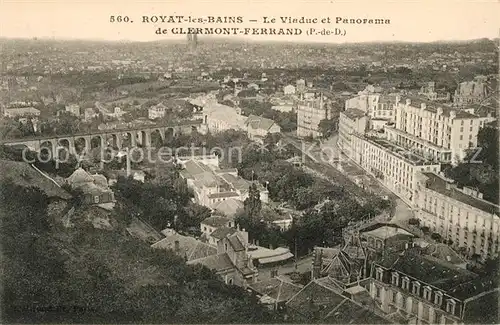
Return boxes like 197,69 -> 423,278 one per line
244,183 -> 262,218
318,119 -> 337,139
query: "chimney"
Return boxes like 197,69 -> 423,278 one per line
450,110 -> 456,119
395,95 -> 401,105
437,107 -> 443,116
269,244 -> 274,250
174,240 -> 180,252
421,103 -> 426,110
405,99 -> 411,106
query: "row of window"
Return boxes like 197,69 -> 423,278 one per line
375,269 -> 457,314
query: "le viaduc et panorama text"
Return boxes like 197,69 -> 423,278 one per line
109,15 -> 391,37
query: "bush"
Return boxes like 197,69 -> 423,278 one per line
431,232 -> 442,241
408,218 -> 420,226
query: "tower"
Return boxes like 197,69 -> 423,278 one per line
187,33 -> 198,50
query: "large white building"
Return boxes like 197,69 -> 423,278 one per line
349,134 -> 441,206
338,108 -> 368,158
296,92 -> 333,138
415,172 -> 500,260
386,97 -> 490,164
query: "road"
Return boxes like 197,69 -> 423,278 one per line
283,133 -> 414,225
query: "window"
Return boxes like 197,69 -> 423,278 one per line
375,286 -> 381,298
423,286 -> 432,301
412,281 -> 421,295
391,272 -> 400,286
402,277 -> 410,290
228,278 -> 233,285
446,299 -> 456,314
224,243 -> 228,252
94,195 -> 100,203
376,268 -> 384,281
459,135 -> 463,140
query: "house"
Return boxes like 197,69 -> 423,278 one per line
244,114 -> 281,143
359,224 -> 415,252
248,277 -> 303,311
148,103 -> 167,120
200,215 -> 236,245
212,198 -> 244,218
283,85 -> 296,95
187,231 -> 258,287
247,245 -> 294,268
151,230 -> 218,261
65,168 -> 115,208
65,104 -> 81,116
106,170 -> 146,186
178,158 -> 269,208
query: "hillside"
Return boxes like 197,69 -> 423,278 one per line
0,166 -> 278,324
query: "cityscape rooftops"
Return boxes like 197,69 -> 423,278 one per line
341,108 -> 366,120
400,96 -> 479,119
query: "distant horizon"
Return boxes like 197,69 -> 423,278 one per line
1,35 -> 498,46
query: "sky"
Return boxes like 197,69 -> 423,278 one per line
0,0 -> 499,43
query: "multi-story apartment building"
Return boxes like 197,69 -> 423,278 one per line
368,248 -> 498,325
297,92 -> 333,138
148,103 -> 167,120
386,97 -> 489,165
349,134 -> 441,205
338,108 -> 368,158
414,172 -> 500,260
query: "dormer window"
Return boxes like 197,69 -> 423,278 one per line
412,281 -> 421,296
446,299 -> 456,315
376,268 -> 384,281
434,291 -> 443,306
391,272 -> 399,286
423,286 -> 432,301
402,277 -> 410,290
224,243 -> 228,252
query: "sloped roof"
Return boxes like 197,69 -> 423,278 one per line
67,167 -> 94,185
0,159 -> 71,200
227,233 -> 245,252
376,248 -> 479,300
151,233 -> 217,261
201,215 -> 231,228
213,198 -> 244,217
244,114 -> 278,131
249,277 -> 303,303
211,226 -> 237,240
187,253 -> 234,272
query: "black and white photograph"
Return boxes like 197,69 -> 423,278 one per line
0,0 -> 499,323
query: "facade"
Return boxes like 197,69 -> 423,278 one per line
349,133 -> 441,205
368,248 -> 498,325
418,82 -> 451,101
296,92 -> 333,138
414,172 -> 500,260
148,103 -> 167,120
386,97 -> 489,164
338,108 -> 368,157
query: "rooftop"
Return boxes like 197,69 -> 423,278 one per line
401,96 -> 479,119
376,248 -> 481,300
341,108 -> 366,120
422,172 -> 500,215
201,215 -> 232,228
361,225 -> 414,240
210,226 -> 237,240
249,277 -> 303,304
187,253 -> 235,272
212,198 -> 244,217
151,232 -> 217,261
245,114 -> 278,131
